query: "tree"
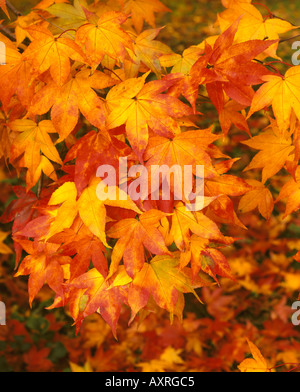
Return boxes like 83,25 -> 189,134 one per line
0,0 -> 300,350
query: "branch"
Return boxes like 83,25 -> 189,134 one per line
37,172 -> 43,199
0,23 -> 16,41
280,34 -> 300,43
271,13 -> 297,27
6,0 -> 22,17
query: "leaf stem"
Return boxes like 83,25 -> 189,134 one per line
57,29 -> 77,39
268,362 -> 300,372
102,66 -> 123,82
264,60 -> 293,68
252,2 -> 272,17
253,58 -> 283,77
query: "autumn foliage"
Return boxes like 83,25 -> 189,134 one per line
1,0 -> 300,372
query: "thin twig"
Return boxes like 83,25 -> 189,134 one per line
265,60 -> 293,67
280,34 -> 300,43
272,13 -> 297,27
6,0 -> 22,17
0,23 -> 16,41
37,12 -> 74,36
102,66 -> 123,82
253,58 -> 283,76
37,172 -> 43,199
252,2 -> 272,17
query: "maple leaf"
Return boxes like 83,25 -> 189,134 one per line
217,3 -> 299,59
222,0 -> 251,7
170,202 -> 233,251
24,25 -> 86,86
75,11 -> 133,68
107,209 -> 171,278
24,347 -> 53,372
127,28 -> 173,78
238,339 -> 273,372
4,0 -> 300,347
241,126 -> 294,184
159,40 -> 215,110
0,46 -> 35,110
9,119 -> 63,190
201,287 -> 236,320
122,0 -> 171,33
67,267 -> 126,337
14,240 -> 66,306
127,254 -> 211,323
69,361 -> 93,373
0,231 -> 12,254
205,173 -> 252,197
45,0 -> 87,32
275,166 -> 300,218
106,73 -> 194,161
190,18 -> 277,108
202,173 -> 251,228
205,193 -> 247,229
247,66 -> 300,133
144,127 -> 219,183
64,129 -> 130,193
43,181 -> 78,241
28,68 -> 116,140
219,100 -> 250,136
180,235 -> 235,283
34,0 -> 69,9
77,177 -> 141,248
50,227 -> 108,279
0,186 -> 38,261
239,179 -> 274,220
160,45 -> 204,75
137,346 -> 184,372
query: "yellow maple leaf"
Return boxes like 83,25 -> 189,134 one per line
242,127 -> 294,184
137,346 -> 184,372
69,361 -> 93,372
238,179 -> 274,220
238,339 -> 273,372
123,0 -> 170,33
247,66 -> 300,133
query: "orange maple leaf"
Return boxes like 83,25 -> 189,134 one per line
28,68 -> 117,140
76,11 -> 133,68
239,179 -> 274,220
107,209 -> 171,278
106,73 -> 194,161
24,25 -> 86,86
122,0 -> 170,33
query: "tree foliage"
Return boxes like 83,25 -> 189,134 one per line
1,0 -> 300,371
